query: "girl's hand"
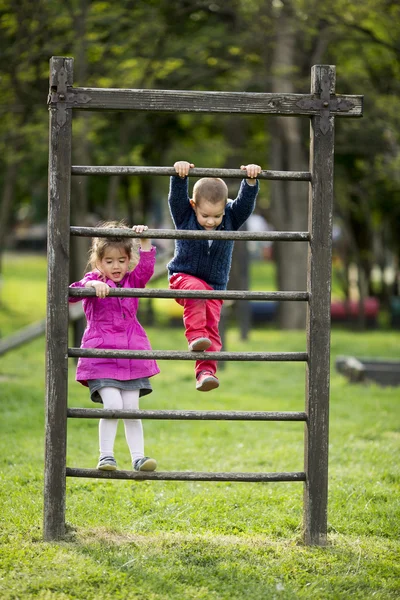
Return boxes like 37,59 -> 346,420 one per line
240,164 -> 262,182
174,161 -> 194,178
88,280 -> 110,298
132,225 -> 152,251
132,225 -> 148,234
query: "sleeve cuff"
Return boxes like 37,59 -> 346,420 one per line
139,245 -> 157,256
243,178 -> 260,189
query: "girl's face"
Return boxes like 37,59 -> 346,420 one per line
97,246 -> 130,283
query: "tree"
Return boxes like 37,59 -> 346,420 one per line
1,0 -> 400,332
268,0 -> 309,329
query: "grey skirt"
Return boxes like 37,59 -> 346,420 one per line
87,378 -> 152,403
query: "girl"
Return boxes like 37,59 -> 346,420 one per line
69,221 -> 160,472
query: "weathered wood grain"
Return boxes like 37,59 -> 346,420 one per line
69,288 -> 309,301
71,166 -> 311,180
43,56 -> 73,542
66,468 -> 307,483
70,226 -> 310,242
67,408 -> 307,421
59,86 -> 363,117
303,65 -> 334,546
67,349 -> 308,362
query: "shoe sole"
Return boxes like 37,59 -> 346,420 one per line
196,377 -> 219,392
189,338 -> 212,352
97,464 -> 117,471
136,458 -> 157,471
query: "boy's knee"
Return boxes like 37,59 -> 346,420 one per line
187,277 -> 208,291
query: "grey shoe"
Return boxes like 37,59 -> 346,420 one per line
133,457 -> 157,472
97,456 -> 117,471
196,371 -> 219,392
188,337 -> 211,352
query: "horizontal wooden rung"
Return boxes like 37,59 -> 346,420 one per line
69,288 -> 309,301
67,408 -> 307,421
66,467 -> 306,482
68,349 -> 308,362
72,166 -> 311,181
70,226 -> 310,242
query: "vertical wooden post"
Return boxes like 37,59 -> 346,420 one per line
304,65 -> 335,545
43,56 -> 73,541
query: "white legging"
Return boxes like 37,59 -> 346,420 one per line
98,387 -> 144,462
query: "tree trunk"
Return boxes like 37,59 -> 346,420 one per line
69,0 -> 91,347
269,1 -> 308,329
105,114 -> 132,219
105,176 -> 121,219
224,116 -> 251,340
0,158 -> 19,281
229,236 -> 251,340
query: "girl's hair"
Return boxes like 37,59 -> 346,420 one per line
192,177 -> 228,205
87,220 -> 139,271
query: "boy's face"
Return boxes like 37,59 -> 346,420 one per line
190,198 -> 225,230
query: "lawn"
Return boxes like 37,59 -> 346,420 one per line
0,253 -> 399,599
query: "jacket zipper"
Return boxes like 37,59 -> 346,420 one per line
116,282 -> 125,319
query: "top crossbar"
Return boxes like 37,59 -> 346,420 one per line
50,86 -> 363,117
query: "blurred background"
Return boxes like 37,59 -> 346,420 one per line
1,0 -> 400,348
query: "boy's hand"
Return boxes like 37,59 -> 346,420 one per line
174,161 -> 194,178
240,164 -> 262,183
132,224 -> 151,251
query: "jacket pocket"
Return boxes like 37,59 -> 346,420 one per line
82,336 -> 103,348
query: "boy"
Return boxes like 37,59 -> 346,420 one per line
167,160 -> 262,392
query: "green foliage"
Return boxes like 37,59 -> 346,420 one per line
0,2 -> 396,217
1,0 -> 400,306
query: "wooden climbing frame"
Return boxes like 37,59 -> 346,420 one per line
44,56 -> 363,545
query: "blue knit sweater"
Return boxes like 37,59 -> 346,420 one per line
167,175 -> 260,290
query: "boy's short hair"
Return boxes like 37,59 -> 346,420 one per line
192,177 -> 228,205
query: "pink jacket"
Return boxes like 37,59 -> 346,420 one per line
69,247 -> 160,387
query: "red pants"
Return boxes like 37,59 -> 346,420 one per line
169,273 -> 223,378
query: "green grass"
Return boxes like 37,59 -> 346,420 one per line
0,252 -> 48,336
0,253 -> 399,599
